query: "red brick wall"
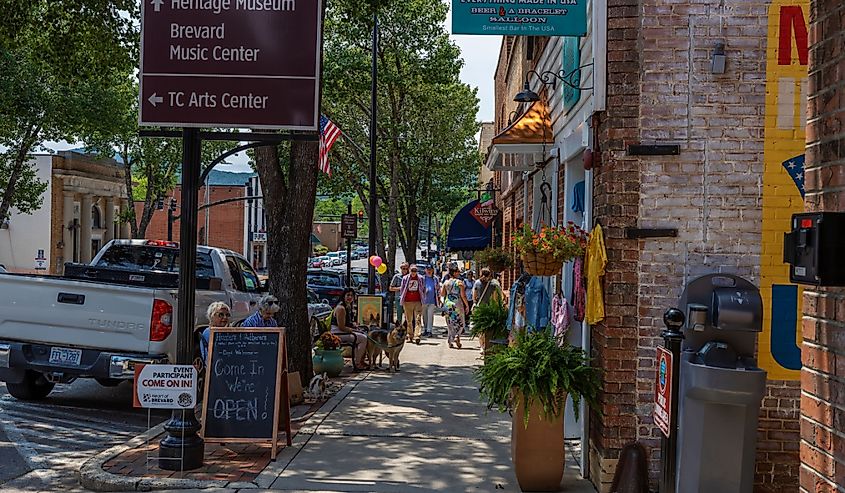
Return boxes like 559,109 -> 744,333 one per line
139,185 -> 245,254
800,0 -> 845,490
588,0 -> 642,486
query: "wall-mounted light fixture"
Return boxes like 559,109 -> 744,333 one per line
513,64 -> 595,103
711,42 -> 726,74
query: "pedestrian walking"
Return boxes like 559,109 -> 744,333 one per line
400,264 -> 426,345
441,265 -> 469,349
390,262 -> 409,324
421,264 -> 441,337
472,267 -> 504,306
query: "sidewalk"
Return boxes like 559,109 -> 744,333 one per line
80,318 -> 596,492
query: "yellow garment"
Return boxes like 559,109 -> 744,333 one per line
585,224 -> 607,325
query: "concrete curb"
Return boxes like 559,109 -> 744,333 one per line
77,371 -> 368,492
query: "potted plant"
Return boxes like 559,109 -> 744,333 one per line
473,247 -> 514,273
475,328 -> 601,492
469,300 -> 508,355
313,332 -> 344,377
512,222 -> 588,276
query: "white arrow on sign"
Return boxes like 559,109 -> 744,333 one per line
151,0 -> 164,11
148,93 -> 164,107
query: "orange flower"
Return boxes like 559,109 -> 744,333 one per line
532,239 -> 539,245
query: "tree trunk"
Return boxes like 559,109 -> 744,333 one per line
254,139 -> 318,386
0,125 -> 39,222
119,148 -> 139,238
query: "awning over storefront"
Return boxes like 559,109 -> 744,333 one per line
446,200 -> 492,252
485,100 -> 553,172
310,233 -> 321,244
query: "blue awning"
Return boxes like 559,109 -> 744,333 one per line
446,200 -> 492,251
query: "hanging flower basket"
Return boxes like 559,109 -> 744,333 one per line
512,222 -> 589,277
521,251 -> 564,277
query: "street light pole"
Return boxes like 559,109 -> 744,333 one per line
159,127 -> 204,470
367,11 -> 378,296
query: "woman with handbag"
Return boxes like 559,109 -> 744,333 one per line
440,265 -> 469,349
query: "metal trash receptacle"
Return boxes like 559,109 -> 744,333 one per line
676,352 -> 766,492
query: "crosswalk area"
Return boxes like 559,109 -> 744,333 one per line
0,381 -> 166,491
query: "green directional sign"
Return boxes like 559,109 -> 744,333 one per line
451,0 -> 587,37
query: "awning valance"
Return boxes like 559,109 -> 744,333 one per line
446,200 -> 493,252
485,100 -> 553,172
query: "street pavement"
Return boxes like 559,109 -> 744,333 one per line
0,379 -> 167,491
265,318 -> 594,493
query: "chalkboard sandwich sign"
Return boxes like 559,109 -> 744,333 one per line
201,327 -> 292,459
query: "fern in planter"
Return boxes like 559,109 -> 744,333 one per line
470,301 -> 509,341
474,328 -> 601,424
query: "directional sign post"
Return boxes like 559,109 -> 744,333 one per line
139,0 -> 322,129
139,0 -> 322,471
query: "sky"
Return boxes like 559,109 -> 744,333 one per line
38,12 -> 501,173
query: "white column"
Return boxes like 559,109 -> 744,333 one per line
104,197 -> 116,243
79,194 -> 93,263
62,193 -> 76,265
120,199 -> 131,239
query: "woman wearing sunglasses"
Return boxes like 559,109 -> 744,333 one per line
242,295 -> 280,327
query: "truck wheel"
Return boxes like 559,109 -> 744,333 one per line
6,371 -> 55,400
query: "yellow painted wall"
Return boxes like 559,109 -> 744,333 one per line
759,0 -> 808,380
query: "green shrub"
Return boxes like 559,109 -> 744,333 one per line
470,301 -> 509,340
475,328 -> 601,425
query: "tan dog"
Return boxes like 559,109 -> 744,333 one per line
364,314 -> 386,369
384,321 -> 408,372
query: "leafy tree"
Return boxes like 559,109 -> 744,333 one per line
320,0 -> 479,276
255,140 -> 320,384
0,0 -> 137,221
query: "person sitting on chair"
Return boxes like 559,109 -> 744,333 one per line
199,301 -> 232,365
330,288 -> 367,371
242,295 -> 280,327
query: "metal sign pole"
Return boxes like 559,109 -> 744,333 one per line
159,127 -> 204,470
346,202 -> 353,287
659,308 -> 685,493
367,12 -> 378,297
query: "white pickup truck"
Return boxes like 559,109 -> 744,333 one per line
0,239 -> 268,400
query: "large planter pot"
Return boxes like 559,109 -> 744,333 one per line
521,251 -> 564,277
511,397 -> 566,492
312,348 -> 344,377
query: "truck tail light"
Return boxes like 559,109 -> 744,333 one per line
150,300 -> 173,342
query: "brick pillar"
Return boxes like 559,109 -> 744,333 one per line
801,1 -> 845,490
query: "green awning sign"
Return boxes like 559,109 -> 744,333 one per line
451,0 -> 587,37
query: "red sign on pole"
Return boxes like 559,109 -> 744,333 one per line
139,0 -> 322,130
654,345 -> 673,437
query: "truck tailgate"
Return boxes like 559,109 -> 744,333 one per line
0,275 -> 154,354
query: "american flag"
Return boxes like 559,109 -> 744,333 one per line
782,154 -> 805,198
319,114 -> 341,176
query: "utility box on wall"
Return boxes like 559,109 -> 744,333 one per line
783,212 -> 845,286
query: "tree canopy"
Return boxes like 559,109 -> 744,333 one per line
320,0 -> 479,270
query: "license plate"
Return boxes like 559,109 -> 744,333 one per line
49,347 -> 82,366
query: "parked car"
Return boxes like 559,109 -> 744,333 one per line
307,288 -> 332,339
326,252 -> 343,266
350,269 -> 383,293
354,246 -> 369,258
348,250 -> 360,260
317,255 -> 332,267
0,239 -> 266,400
306,269 -> 359,306
308,257 -> 323,268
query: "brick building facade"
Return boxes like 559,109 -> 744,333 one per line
800,0 -> 845,490
141,183 -> 248,255
485,1 -> 808,490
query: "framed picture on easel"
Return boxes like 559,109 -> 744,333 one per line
357,295 -> 383,327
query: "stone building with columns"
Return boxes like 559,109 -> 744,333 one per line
0,150 -> 130,274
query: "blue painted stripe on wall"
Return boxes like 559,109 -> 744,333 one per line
771,284 -> 801,370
